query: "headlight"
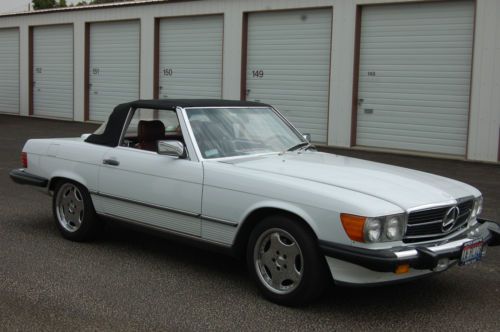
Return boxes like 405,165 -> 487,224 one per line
476,196 -> 483,216
469,196 -> 483,225
364,218 -> 382,242
341,213 -> 406,243
385,217 -> 403,240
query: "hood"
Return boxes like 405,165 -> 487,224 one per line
222,152 -> 479,211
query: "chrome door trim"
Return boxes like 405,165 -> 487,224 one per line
178,106 -> 203,161
99,212 -> 232,248
90,191 -> 239,228
118,107 -> 134,147
91,191 -> 199,218
201,215 -> 238,227
176,106 -> 201,162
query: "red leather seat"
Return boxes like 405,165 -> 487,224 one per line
136,120 -> 165,152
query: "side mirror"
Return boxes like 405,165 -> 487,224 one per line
303,133 -> 311,142
157,140 -> 187,159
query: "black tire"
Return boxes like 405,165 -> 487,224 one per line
246,215 -> 328,306
52,180 -> 100,242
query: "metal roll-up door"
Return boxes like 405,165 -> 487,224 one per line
89,21 -> 140,122
33,25 -> 73,119
356,1 -> 474,156
158,15 -> 223,99
0,28 -> 19,114
246,9 -> 332,144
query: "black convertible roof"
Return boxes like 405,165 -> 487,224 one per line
85,99 -> 271,147
130,99 -> 270,109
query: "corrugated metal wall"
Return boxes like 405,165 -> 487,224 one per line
33,24 -> 73,119
158,15 -> 223,99
245,9 -> 332,144
0,28 -> 19,114
89,20 -> 140,122
356,1 -> 474,156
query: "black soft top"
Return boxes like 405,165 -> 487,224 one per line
85,99 -> 271,147
131,99 -> 269,109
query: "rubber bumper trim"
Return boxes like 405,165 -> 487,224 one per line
319,241 -> 400,272
9,168 -> 48,187
478,218 -> 500,246
319,230 -> 494,273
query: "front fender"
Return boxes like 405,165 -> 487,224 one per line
239,200 -> 320,235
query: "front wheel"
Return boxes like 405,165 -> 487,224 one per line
247,215 -> 328,306
53,181 -> 100,242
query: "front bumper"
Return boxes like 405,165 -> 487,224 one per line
9,168 -> 48,188
320,219 -> 500,274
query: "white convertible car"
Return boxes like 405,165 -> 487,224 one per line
10,99 -> 500,305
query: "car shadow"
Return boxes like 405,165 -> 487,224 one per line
98,219 -> 456,310
11,214 -> 471,317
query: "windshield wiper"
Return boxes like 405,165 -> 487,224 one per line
287,142 -> 313,152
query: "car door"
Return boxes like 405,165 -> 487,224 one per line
97,146 -> 203,236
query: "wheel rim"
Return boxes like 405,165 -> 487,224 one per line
253,228 -> 303,295
55,183 -> 84,232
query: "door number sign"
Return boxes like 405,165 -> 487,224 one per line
163,68 -> 173,77
252,69 -> 264,78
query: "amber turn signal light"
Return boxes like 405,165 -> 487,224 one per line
395,264 -> 410,274
340,214 -> 366,242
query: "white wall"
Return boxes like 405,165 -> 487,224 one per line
0,0 -> 498,162
468,0 -> 500,162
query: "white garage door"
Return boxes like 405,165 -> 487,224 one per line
89,21 -> 140,122
158,15 -> 223,99
0,28 -> 19,114
246,9 -> 332,144
33,25 -> 73,119
356,1 -> 474,156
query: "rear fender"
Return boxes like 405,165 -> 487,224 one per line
48,171 -> 89,192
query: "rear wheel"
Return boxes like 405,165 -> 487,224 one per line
53,181 -> 100,241
247,215 -> 328,306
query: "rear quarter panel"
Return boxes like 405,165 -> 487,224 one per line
24,138 -> 110,193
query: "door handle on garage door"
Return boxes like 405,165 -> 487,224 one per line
103,159 -> 119,166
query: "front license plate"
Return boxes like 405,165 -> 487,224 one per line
459,239 -> 484,266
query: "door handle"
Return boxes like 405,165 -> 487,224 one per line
103,159 -> 119,166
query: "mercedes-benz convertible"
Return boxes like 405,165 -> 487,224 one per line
10,99 -> 500,306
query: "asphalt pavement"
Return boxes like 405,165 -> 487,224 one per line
1,114 -> 499,331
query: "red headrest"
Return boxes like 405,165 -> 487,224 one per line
137,120 -> 165,142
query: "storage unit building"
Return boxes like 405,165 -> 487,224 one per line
0,0 -> 497,163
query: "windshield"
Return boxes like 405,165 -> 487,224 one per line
185,107 -> 304,159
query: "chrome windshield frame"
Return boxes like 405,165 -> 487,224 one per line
180,106 -> 307,162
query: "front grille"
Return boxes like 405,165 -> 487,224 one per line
403,198 -> 474,243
